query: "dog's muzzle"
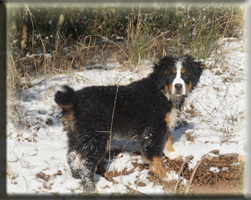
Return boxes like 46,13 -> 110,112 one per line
174,83 -> 183,95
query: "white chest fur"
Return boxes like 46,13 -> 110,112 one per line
168,107 -> 179,130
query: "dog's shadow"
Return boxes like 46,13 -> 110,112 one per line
171,120 -> 194,146
110,120 -> 194,154
95,121 -> 193,180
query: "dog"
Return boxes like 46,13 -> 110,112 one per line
54,55 -> 203,193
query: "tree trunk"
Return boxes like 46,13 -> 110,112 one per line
21,6 -> 29,50
9,7 -> 22,49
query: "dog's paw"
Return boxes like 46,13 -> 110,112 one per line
163,149 -> 181,160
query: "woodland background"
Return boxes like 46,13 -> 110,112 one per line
7,3 -> 244,91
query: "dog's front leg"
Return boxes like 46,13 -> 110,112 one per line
140,129 -> 169,178
163,132 -> 181,160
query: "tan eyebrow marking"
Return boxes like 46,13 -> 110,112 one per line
172,69 -> 176,74
181,69 -> 185,74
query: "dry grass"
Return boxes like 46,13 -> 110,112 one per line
7,4 -> 244,91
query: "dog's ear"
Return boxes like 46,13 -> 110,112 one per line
186,55 -> 203,88
153,56 -> 175,87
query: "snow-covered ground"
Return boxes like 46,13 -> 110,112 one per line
7,38 -> 247,196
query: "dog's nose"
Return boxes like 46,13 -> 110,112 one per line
175,84 -> 182,90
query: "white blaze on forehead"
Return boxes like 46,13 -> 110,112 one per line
172,60 -> 186,95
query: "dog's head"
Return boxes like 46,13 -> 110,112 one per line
153,55 -> 203,99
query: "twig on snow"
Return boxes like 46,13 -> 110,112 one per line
125,185 -> 153,198
173,155 -> 194,193
105,84 -> 119,173
104,74 -> 131,176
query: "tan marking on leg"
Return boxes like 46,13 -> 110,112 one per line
164,132 -> 174,152
147,157 -> 168,178
164,111 -> 175,153
75,154 -> 81,168
164,112 -> 171,127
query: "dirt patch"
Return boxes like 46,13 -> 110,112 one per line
134,181 -> 147,187
36,170 -> 62,183
104,168 -> 135,185
99,150 -> 244,195
36,172 -> 51,182
189,154 -> 244,185
190,180 -> 242,194
187,153 -> 244,195
54,170 -> 62,176
162,152 -> 245,194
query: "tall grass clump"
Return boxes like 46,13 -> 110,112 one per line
168,5 -> 244,60
120,4 -> 244,63
7,3 -> 244,91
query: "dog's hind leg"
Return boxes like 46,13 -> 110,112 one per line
66,128 -> 82,179
67,150 -> 81,179
76,135 -> 109,193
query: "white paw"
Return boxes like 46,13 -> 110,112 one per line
163,149 -> 181,160
163,149 -> 170,157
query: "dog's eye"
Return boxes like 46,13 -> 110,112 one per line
170,69 -> 176,78
170,73 -> 175,78
183,72 -> 190,78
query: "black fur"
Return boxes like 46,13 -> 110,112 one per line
55,85 -> 75,105
55,55 -> 203,193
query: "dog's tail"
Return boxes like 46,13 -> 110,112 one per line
55,85 -> 75,110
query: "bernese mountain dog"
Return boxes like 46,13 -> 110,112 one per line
54,55 -> 203,193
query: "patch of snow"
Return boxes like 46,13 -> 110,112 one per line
221,167 -> 229,171
209,167 -> 220,173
